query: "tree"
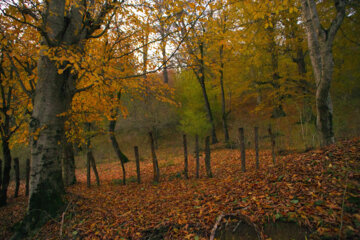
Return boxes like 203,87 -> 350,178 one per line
300,0 -> 346,146
2,0 -> 120,236
0,18 -> 29,206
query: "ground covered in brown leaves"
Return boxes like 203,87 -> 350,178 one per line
1,139 -> 360,240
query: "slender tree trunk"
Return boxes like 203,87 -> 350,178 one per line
195,135 -> 200,179
149,132 -> 160,182
62,141 -> 76,186
109,119 -> 127,185
300,0 -> 346,146
238,128 -> 246,172
14,158 -> 20,198
0,138 -> 12,207
268,125 -> 276,164
254,127 -> 259,170
183,134 -> 188,179
198,43 -> 218,144
88,150 -> 100,186
204,136 -> 213,178
25,159 -> 30,196
219,45 -> 229,142
134,146 -> 141,184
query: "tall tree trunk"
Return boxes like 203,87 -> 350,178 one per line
195,135 -> 200,179
219,45 -> 229,142
14,158 -> 20,198
300,0 -> 346,146
183,134 -> 188,179
62,141 -> 76,186
204,136 -> 213,178
197,43 -> 218,144
149,132 -> 160,182
0,138 -> 12,207
109,119 -> 127,185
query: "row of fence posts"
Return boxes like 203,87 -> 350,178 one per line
0,158 -> 30,198
130,125 -> 275,183
2,125 -> 276,190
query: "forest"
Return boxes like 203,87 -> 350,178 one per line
0,0 -> 359,239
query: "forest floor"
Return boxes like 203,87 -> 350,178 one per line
1,138 -> 360,240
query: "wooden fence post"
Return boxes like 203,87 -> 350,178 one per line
149,132 -> 160,182
254,127 -> 259,170
204,136 -> 213,178
25,158 -> 30,196
195,135 -> 200,179
268,125 -> 276,164
239,128 -> 246,172
14,158 -> 20,197
183,134 -> 189,179
134,146 -> 141,184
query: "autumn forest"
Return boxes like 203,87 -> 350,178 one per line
0,0 -> 360,239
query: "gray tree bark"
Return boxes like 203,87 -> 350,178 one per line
62,141 -> 76,186
300,0 -> 346,146
8,1 -> 118,237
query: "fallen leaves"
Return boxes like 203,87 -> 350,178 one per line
1,138 -> 360,239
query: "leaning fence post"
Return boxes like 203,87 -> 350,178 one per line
14,158 -> 20,198
25,158 -> 30,196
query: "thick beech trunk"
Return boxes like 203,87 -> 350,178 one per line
62,141 -> 76,186
183,134 -> 188,179
14,158 -> 20,198
149,132 -> 160,182
0,138 -> 12,207
301,0 -> 346,146
25,159 -> 30,196
238,128 -> 246,172
134,146 -> 141,184
204,136 -> 213,178
195,135 -> 200,179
